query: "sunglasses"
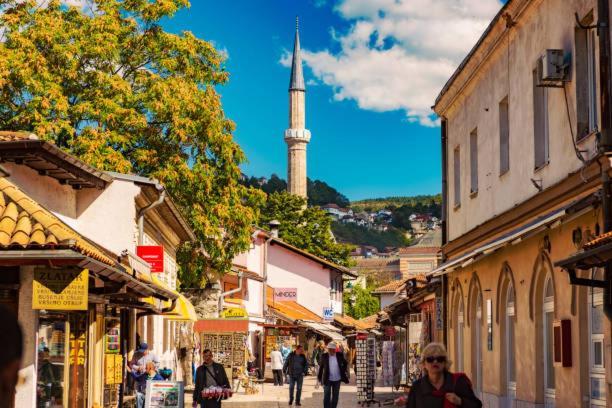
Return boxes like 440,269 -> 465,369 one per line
424,356 -> 446,364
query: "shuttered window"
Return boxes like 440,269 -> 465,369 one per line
575,20 -> 598,139
453,147 -> 461,207
499,96 -> 510,175
470,129 -> 478,194
533,68 -> 549,169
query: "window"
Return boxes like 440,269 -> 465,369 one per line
575,15 -> 598,138
589,269 -> 606,407
533,68 -> 549,169
499,97 -> 510,174
543,275 -> 555,406
473,293 -> 483,398
470,129 -> 478,194
456,298 -> 464,371
506,284 -> 516,406
453,147 -> 461,207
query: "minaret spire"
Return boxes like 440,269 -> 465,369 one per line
285,17 -> 310,199
289,15 -> 305,91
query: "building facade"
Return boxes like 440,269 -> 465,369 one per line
433,1 -> 611,407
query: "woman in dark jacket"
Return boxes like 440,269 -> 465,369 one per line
406,342 -> 481,408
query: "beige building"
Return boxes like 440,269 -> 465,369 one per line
433,0 -> 611,407
285,18 -> 310,198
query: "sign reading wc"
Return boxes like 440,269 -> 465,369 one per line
273,288 -> 297,301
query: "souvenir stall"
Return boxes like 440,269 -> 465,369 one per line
378,299 -> 410,389
194,319 -> 249,381
355,332 -> 378,406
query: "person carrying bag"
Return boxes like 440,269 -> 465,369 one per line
193,349 -> 231,408
406,342 -> 481,408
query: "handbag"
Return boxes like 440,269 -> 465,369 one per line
430,372 -> 471,408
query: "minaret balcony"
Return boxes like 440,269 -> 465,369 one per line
284,128 -> 311,142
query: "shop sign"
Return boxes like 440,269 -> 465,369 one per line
33,268 -> 88,310
137,245 -> 165,273
273,288 -> 297,301
221,307 -> 247,319
323,307 -> 334,321
105,317 -> 121,354
384,326 -> 396,337
145,380 -> 184,408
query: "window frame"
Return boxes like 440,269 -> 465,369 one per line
533,67 -> 550,170
499,96 -> 510,175
453,146 -> 461,208
470,128 -> 479,195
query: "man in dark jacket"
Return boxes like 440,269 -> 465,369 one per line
317,342 -> 349,408
193,349 -> 231,408
283,345 -> 309,406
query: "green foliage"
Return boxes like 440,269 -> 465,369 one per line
258,192 -> 353,267
331,222 -> 410,251
391,200 -> 441,230
306,179 -> 349,207
0,0 -> 265,287
352,194 -> 442,213
343,283 -> 379,319
243,175 -> 349,207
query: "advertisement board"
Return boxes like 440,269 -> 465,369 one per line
136,245 -> 165,273
32,268 -> 88,310
144,381 -> 184,408
221,307 -> 247,319
273,288 -> 297,301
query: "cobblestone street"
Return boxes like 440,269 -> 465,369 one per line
185,375 -> 404,408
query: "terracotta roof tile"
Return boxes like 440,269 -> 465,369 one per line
0,177 -> 116,265
266,285 -> 321,322
398,247 -> 440,255
372,280 -> 406,294
0,131 -> 38,142
583,231 -> 612,250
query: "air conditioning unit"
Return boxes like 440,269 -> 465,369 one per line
537,49 -> 569,86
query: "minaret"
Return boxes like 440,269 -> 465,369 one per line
285,16 -> 310,198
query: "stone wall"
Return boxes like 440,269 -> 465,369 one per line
183,287 -> 221,319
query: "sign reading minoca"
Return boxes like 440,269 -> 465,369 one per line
273,288 -> 297,301
32,269 -> 89,310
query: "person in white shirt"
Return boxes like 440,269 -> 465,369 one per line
317,342 -> 349,408
270,345 -> 284,386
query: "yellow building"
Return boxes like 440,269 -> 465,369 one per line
433,0 -> 611,406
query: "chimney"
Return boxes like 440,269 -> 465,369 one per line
269,220 -> 280,238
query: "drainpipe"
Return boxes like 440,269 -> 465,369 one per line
138,186 -> 166,245
217,271 -> 244,316
260,221 -> 279,373
596,0 -> 612,318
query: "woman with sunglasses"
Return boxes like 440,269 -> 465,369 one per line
406,342 -> 481,408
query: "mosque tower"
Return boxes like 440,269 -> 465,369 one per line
285,17 -> 310,198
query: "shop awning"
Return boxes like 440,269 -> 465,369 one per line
298,321 -> 345,342
164,294 -> 198,321
333,314 -> 371,331
554,231 -> 610,289
432,196 -> 595,276
194,319 -> 249,333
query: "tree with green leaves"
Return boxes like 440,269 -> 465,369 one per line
343,283 -> 380,319
0,0 -> 265,287
258,192 -> 353,267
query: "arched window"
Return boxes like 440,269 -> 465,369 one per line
588,268 -> 606,407
456,296 -> 465,372
543,274 -> 555,406
505,283 -> 516,406
473,292 -> 483,398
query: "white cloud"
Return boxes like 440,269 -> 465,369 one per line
297,0 -> 503,126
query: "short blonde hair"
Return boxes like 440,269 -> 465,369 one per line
420,342 -> 452,371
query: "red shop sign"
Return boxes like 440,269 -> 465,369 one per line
137,246 -> 164,273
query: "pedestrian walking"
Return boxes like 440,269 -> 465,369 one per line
283,345 -> 309,406
270,345 -> 284,386
405,342 -> 481,408
317,342 -> 349,408
133,361 -> 163,408
280,341 -> 292,383
193,349 -> 231,408
311,340 -> 325,375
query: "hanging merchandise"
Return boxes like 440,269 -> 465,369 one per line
408,314 -> 423,384
356,333 -> 379,406
381,341 -> 394,386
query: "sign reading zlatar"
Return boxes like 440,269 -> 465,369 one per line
32,268 -> 88,310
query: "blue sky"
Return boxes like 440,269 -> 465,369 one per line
162,0 -> 503,201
